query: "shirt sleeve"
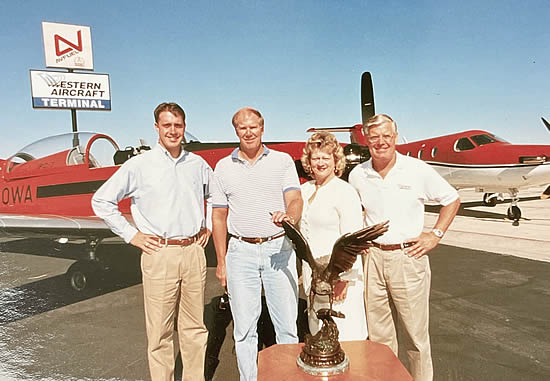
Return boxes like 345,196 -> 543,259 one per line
281,154 -> 301,193
422,162 -> 459,206
211,166 -> 229,209
91,162 -> 139,243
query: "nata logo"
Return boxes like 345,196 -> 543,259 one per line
54,30 -> 83,56
42,22 -> 93,70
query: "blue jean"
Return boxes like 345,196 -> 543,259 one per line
226,236 -> 299,381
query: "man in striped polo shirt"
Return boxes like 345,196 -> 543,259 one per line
212,107 -> 303,381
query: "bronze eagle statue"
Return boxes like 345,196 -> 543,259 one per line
282,220 -> 389,316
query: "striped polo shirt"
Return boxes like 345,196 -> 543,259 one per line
212,146 -> 300,237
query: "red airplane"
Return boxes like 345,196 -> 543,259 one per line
310,72 -> 550,226
2,72 -> 548,291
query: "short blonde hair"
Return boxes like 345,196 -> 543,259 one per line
363,113 -> 397,135
232,107 -> 264,128
301,131 -> 346,177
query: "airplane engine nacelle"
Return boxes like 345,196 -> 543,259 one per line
341,143 -> 371,180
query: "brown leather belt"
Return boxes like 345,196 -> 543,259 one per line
371,241 -> 415,251
229,232 -> 286,244
153,233 -> 199,247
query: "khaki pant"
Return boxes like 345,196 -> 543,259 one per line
364,247 -> 433,381
141,243 -> 208,381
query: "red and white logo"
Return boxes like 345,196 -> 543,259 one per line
54,30 -> 83,56
42,22 -> 93,70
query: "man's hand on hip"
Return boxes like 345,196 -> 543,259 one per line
197,228 -> 211,248
404,232 -> 440,259
130,231 -> 162,255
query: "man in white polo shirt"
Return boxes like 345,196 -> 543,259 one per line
348,114 -> 460,381
211,107 -> 303,381
92,102 -> 211,381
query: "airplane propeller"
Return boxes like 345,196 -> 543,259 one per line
542,117 -> 550,133
361,72 -> 375,125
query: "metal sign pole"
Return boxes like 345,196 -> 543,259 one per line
68,69 -> 78,133
67,69 -> 79,147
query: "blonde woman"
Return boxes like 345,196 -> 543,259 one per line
299,131 -> 367,341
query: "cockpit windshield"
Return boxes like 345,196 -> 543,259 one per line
470,133 -> 508,146
9,133 -> 97,162
6,132 -> 119,173
185,131 -> 200,143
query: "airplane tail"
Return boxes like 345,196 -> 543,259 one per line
307,72 -> 375,146
361,72 -> 375,125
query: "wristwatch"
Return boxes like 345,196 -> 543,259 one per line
432,228 -> 444,238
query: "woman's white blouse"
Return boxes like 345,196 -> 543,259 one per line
300,176 -> 364,294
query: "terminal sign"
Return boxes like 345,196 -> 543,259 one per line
42,21 -> 94,70
30,70 -> 111,110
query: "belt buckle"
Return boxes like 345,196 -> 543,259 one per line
257,237 -> 266,244
400,242 -> 405,250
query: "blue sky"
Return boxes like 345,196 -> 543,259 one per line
1,0 -> 549,157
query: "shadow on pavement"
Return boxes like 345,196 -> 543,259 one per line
425,195 -> 540,220
0,240 -> 142,325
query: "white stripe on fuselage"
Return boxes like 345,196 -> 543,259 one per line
427,161 -> 550,192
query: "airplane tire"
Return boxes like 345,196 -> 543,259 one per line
507,206 -> 521,221
483,193 -> 497,207
66,261 -> 100,292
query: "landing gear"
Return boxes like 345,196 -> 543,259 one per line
67,260 -> 103,291
483,192 -> 504,207
65,237 -> 107,292
507,206 -> 521,225
507,190 -> 521,226
482,193 -> 498,206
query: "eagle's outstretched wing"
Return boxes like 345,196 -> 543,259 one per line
281,220 -> 322,273
324,221 -> 389,281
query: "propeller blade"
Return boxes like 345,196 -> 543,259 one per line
361,72 -> 375,126
542,117 -> 550,133
542,185 -> 550,200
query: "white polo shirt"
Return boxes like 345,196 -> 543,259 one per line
348,152 -> 458,244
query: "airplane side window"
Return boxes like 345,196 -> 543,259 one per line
455,137 -> 475,151
431,147 -> 438,158
471,134 -> 497,146
418,149 -> 424,159
407,151 -> 411,156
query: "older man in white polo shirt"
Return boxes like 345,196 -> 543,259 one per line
211,107 -> 303,381
349,114 -> 460,381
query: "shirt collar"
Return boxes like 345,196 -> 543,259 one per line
364,151 -> 403,177
155,143 -> 188,162
231,145 -> 270,162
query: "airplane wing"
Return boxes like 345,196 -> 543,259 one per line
0,213 -> 117,239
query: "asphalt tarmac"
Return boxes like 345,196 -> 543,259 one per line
0,188 -> 549,381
